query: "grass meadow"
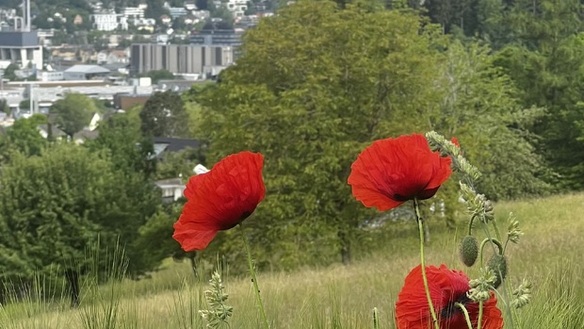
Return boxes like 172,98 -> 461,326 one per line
1,193 -> 583,328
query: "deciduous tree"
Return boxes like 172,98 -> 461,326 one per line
86,113 -> 156,176
0,144 -> 161,306
494,0 -> 584,189
140,90 -> 189,138
433,41 -> 549,199
195,1 -> 445,268
49,93 -> 96,138
0,114 -> 47,162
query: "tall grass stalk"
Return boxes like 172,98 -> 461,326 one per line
78,240 -> 127,329
2,193 -> 584,328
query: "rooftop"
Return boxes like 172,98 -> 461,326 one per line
65,65 -> 110,74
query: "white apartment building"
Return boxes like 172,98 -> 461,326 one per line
168,7 -> 187,19
123,6 -> 146,19
226,0 -> 248,18
92,11 -> 118,31
36,71 -> 64,81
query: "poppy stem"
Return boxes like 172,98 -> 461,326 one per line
413,198 -> 440,329
454,302 -> 474,329
477,300 -> 484,329
239,224 -> 270,329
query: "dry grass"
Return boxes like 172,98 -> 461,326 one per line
2,193 -> 584,328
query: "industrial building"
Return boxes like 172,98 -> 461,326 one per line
130,43 -> 234,76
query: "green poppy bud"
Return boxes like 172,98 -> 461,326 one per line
459,235 -> 479,267
487,254 -> 508,288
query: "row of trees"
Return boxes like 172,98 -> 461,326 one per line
0,90 -> 200,305
404,0 -> 584,189
2,0 -> 582,304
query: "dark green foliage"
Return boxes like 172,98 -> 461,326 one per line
19,99 -> 31,110
423,0 -> 478,35
28,0 -> 93,32
86,113 -> 156,176
2,63 -> 18,81
86,110 -> 195,273
0,99 -> 9,114
134,203 -> 186,272
492,0 -> 584,190
0,144 -> 162,288
140,90 -> 189,138
155,148 -> 205,180
0,114 -> 47,162
195,1 -> 446,269
144,0 -> 170,21
433,41 -> 550,200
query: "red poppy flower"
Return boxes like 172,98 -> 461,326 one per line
173,151 -> 266,251
395,264 -> 504,329
348,134 -> 452,211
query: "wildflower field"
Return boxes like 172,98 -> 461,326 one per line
2,192 -> 582,329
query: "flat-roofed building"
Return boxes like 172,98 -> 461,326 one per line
63,65 -> 110,80
0,31 -> 42,69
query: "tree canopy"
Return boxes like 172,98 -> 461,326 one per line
49,93 -> 96,138
190,1 -> 548,269
0,114 -> 47,162
87,113 -> 156,176
0,143 -> 162,302
195,1 -> 449,268
140,90 -> 189,138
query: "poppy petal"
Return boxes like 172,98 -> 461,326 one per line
173,151 -> 265,251
172,220 -> 219,251
395,264 -> 504,329
348,134 -> 453,211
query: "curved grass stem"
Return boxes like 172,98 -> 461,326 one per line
413,198 -> 440,329
455,302 -> 474,329
239,224 -> 270,329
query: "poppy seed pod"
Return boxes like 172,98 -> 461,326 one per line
487,254 -> 508,289
460,235 -> 479,267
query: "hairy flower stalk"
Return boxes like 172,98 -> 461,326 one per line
425,131 -> 529,329
459,183 -> 495,225
468,269 -> 497,302
506,214 -> 523,250
426,131 -> 481,182
511,279 -> 532,309
199,271 -> 233,329
240,224 -> 271,329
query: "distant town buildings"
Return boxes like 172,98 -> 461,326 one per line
168,6 -> 188,19
122,6 -> 146,19
36,70 -> 64,81
63,65 -> 110,81
0,0 -> 276,128
226,0 -> 249,18
190,29 -> 244,47
92,10 -> 119,31
130,43 -> 234,76
0,30 -> 42,69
